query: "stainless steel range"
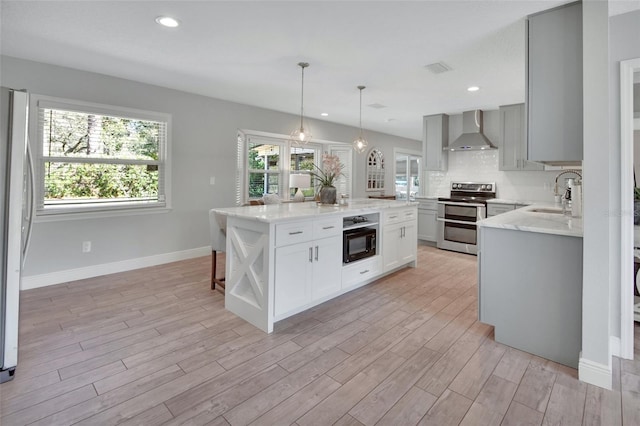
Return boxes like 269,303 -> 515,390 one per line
437,182 -> 496,255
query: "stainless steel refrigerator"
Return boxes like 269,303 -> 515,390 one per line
1,87 -> 34,383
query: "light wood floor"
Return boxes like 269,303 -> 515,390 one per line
1,245 -> 639,425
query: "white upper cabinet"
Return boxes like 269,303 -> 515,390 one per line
499,104 -> 543,171
527,2 -> 583,163
423,114 -> 449,171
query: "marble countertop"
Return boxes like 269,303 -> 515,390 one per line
478,203 -> 583,238
486,198 -> 541,206
211,199 -> 417,223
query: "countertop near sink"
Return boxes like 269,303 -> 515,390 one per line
486,198 -> 537,206
478,203 -> 582,238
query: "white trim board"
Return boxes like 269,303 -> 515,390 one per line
620,58 -> 640,361
610,336 -> 621,358
21,246 -> 211,290
578,355 -> 612,390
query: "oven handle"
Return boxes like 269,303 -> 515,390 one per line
437,217 -> 479,225
437,201 -> 486,208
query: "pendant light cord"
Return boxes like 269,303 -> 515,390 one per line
358,86 -> 365,137
298,62 -> 309,130
300,65 -> 304,128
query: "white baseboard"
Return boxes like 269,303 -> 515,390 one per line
21,246 -> 211,290
610,336 -> 621,358
578,355 -> 612,390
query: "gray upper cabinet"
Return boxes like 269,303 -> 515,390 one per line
527,2 -> 582,163
423,114 -> 449,171
499,103 -> 543,171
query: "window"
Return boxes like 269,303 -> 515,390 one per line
366,148 -> 385,191
290,145 -> 318,198
329,146 -> 353,199
237,130 -> 352,204
247,138 -> 283,199
34,96 -> 170,216
394,152 -> 421,201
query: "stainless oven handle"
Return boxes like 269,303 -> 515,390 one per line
437,218 -> 479,225
437,201 -> 486,208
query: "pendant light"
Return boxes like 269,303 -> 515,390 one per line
290,62 -> 312,145
353,85 -> 368,153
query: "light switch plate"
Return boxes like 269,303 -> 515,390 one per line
210,176 -> 216,185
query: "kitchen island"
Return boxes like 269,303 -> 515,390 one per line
211,200 -> 417,333
477,204 -> 583,367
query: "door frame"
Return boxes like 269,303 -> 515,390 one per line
392,148 -> 422,200
620,58 -> 640,360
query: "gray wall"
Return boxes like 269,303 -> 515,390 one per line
608,10 -> 640,342
0,56 -> 419,278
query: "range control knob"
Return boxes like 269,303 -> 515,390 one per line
486,184 -> 492,190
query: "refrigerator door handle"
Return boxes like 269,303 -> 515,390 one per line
22,140 -> 35,265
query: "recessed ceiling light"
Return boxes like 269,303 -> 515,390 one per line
155,16 -> 180,28
467,86 -> 480,92
320,113 -> 329,117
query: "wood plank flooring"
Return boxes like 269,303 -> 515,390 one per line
1,245 -> 639,425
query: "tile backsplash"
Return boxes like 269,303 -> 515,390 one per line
426,150 -> 560,202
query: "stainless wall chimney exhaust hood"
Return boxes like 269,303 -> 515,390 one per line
445,110 -> 497,151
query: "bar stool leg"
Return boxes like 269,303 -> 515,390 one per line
211,250 -> 226,291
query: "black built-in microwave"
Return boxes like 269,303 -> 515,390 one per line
343,227 -> 376,263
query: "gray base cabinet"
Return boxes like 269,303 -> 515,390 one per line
527,2 -> 583,163
417,199 -> 438,242
478,226 -> 582,368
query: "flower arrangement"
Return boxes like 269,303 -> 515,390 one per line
310,154 -> 344,187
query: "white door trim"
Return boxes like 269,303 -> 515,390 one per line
620,58 -> 640,360
393,147 -> 422,199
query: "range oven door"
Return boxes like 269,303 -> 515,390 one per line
436,202 -> 486,255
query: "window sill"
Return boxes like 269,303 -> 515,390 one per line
34,206 -> 172,223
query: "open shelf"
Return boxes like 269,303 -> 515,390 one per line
343,221 -> 379,232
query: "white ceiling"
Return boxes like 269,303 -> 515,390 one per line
1,1 -> 638,140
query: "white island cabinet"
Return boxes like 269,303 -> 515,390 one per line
382,207 -> 417,272
211,200 -> 417,333
274,217 -> 342,316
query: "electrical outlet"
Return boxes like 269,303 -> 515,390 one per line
210,176 -> 216,185
82,241 -> 91,253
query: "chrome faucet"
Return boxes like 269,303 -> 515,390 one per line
554,170 -> 582,197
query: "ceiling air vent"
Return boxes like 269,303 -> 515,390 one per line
367,103 -> 387,109
425,62 -> 452,74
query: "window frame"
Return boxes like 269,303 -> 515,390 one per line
366,148 -> 385,192
30,94 -> 172,220
246,135 -> 286,200
237,130 -> 352,205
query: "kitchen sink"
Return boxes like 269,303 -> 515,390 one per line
529,208 -> 564,214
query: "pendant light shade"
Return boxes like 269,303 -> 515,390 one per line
290,62 -> 312,145
353,85 -> 368,153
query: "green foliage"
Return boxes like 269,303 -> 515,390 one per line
43,109 -> 161,202
45,163 -> 157,200
248,148 -> 265,170
634,186 -> 640,201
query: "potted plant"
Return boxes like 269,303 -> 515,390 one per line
310,154 -> 344,205
635,187 -> 640,225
